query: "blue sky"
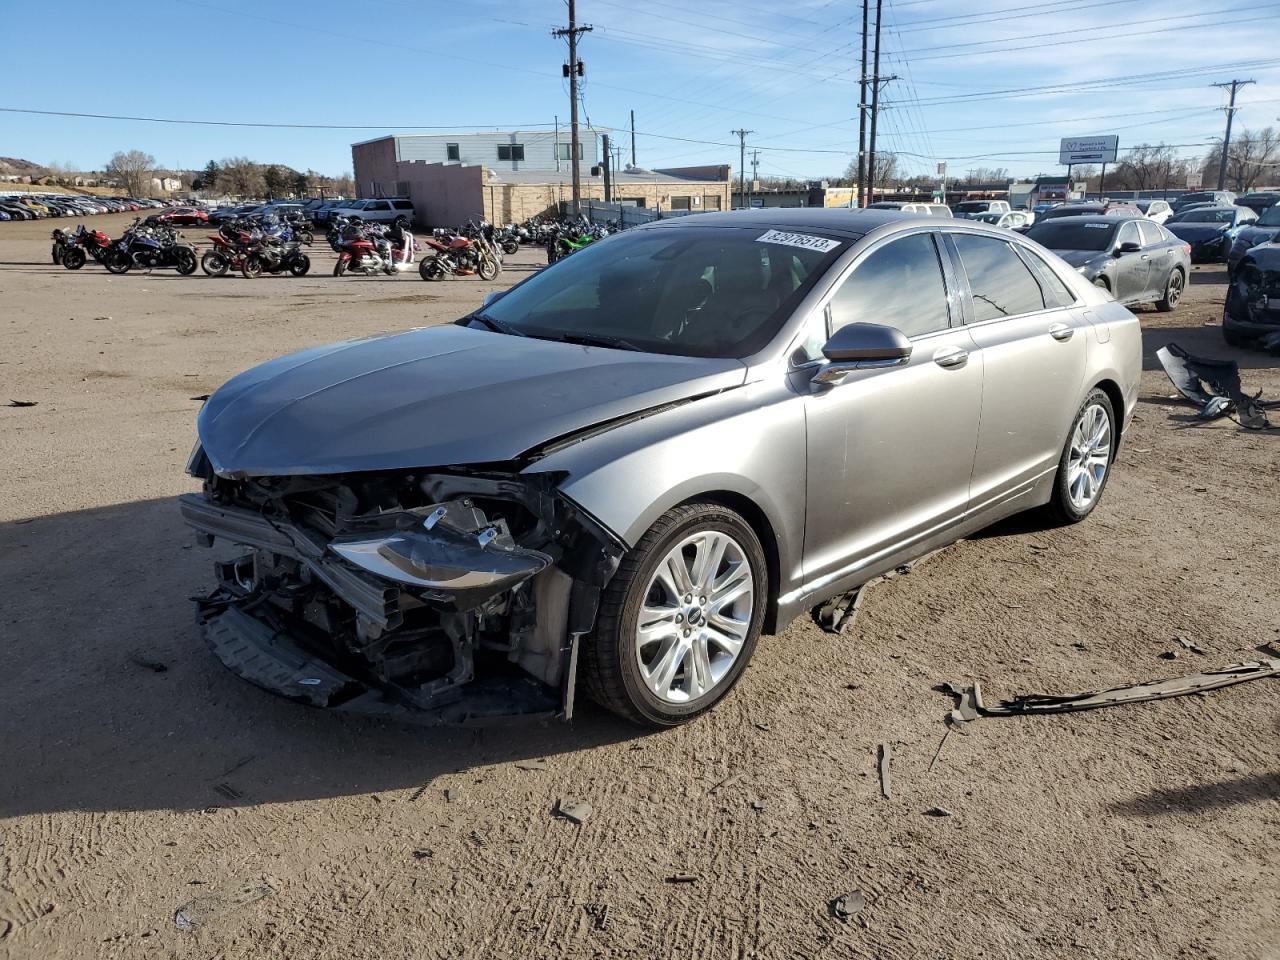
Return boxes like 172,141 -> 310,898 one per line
5,0 -> 1280,181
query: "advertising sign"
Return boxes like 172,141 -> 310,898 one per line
1059,136 -> 1119,165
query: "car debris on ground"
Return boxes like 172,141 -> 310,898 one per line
830,889 -> 866,920
6,400 -> 38,407
555,799 -> 593,824
878,743 -> 892,799
939,657 -> 1280,725
1156,342 -> 1274,429
173,880 -> 273,932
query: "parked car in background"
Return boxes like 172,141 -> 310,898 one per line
1131,199 -> 1173,224
866,201 -> 951,217
1038,201 -> 1144,221
1234,192 -> 1280,215
1172,190 -> 1236,213
1026,215 -> 1190,309
1032,202 -> 1063,217
1223,238 -> 1280,346
153,206 -> 209,226
181,208 -> 1140,726
1227,201 -> 1280,276
973,210 -> 1034,231
326,197 -> 416,225
1163,205 -> 1257,262
952,199 -> 1011,219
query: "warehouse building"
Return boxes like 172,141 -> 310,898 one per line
352,132 -> 731,226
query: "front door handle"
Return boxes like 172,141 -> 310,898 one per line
933,345 -> 969,368
1049,322 -> 1074,342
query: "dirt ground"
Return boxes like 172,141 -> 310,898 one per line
1,211 -> 1277,960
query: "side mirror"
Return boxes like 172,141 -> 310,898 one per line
813,322 -> 912,385
1116,241 -> 1141,254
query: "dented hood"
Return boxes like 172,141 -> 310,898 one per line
197,323 -> 746,477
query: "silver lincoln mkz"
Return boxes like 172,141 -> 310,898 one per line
182,209 -> 1141,726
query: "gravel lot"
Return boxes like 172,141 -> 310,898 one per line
1,211 -> 1277,960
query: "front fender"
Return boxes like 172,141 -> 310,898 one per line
525,379 -> 808,598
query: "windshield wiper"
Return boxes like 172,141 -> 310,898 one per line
464,312 -> 526,337
555,332 -> 646,352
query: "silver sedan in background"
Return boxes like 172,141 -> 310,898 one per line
183,210 -> 1142,727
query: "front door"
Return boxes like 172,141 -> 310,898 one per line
1111,220 -> 1150,302
802,231 -> 983,593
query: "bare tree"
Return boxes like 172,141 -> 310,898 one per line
1203,128 -> 1280,192
839,151 -> 900,187
331,171 -> 355,197
219,156 -> 265,197
1111,144 -> 1179,191
105,149 -> 155,196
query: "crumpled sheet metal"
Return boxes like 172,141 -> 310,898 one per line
1155,342 -> 1272,429
942,658 -> 1280,723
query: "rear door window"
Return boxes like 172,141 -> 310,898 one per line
1018,246 -> 1077,308
1137,221 -> 1164,246
392,200 -> 414,211
951,234 -> 1047,321
828,233 -> 952,338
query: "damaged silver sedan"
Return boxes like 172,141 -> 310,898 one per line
183,209 -> 1142,726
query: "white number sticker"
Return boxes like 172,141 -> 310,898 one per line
756,229 -> 841,252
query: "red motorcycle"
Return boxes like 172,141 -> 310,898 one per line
418,231 -> 499,281
59,225 -> 114,270
333,221 -> 416,276
200,222 -> 258,276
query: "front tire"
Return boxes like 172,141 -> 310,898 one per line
201,251 -> 229,277
103,251 -> 131,274
241,254 -> 264,278
1046,388 -> 1116,525
477,257 -> 499,281
1155,268 -> 1184,312
584,502 -> 766,726
287,254 -> 310,277
175,247 -> 197,275
333,257 -> 347,277
62,248 -> 86,270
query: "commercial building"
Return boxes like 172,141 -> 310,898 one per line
352,132 -> 731,226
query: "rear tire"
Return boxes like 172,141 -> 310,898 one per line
104,251 -> 131,274
241,254 -> 264,279
333,258 -> 347,277
419,256 -> 444,281
288,254 -> 311,277
52,243 -> 63,265
175,247 -> 197,275
1045,388 -> 1116,526
1155,268 -> 1183,312
583,502 -> 766,727
201,251 -> 229,277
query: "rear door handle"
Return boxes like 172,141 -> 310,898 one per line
933,345 -> 969,368
1049,322 -> 1074,342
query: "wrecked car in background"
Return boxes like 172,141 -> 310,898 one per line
1223,239 -> 1280,352
183,209 -> 1142,727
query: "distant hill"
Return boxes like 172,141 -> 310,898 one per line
0,157 -> 48,177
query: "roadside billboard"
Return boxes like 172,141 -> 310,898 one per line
1059,136 -> 1119,165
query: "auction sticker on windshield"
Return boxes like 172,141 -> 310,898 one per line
756,229 -> 841,252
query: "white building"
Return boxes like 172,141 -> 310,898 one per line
353,130 -> 603,180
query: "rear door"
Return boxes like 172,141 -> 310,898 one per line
1137,220 -> 1173,299
945,231 -> 1087,504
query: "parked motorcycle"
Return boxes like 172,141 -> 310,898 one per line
333,221 -> 416,276
241,237 -> 310,278
200,221 -> 258,276
419,228 -> 500,281
103,220 -> 197,275
60,224 -> 114,269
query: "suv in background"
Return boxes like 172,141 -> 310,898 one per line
1131,199 -> 1173,223
1235,192 -> 1280,215
326,197 -> 416,225
953,199 -> 1011,219
1037,200 -> 1143,221
1172,190 -> 1236,213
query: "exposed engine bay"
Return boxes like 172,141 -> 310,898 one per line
181,446 -> 622,722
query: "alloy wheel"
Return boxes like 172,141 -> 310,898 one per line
1166,270 -> 1183,307
1066,402 -> 1112,512
635,531 -> 753,704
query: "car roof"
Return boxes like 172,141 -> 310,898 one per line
636,207 -> 913,239
1033,214 -> 1136,225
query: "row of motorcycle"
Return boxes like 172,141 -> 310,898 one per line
50,213 -> 617,280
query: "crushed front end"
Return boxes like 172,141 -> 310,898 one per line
1225,244 -> 1280,350
182,447 -> 621,722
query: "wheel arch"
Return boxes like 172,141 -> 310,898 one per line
1091,377 -> 1127,448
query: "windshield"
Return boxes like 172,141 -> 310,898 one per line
1178,193 -> 1214,206
954,202 -> 989,213
1026,220 -> 1117,251
474,226 -> 847,358
1172,208 -> 1235,223
1255,205 -> 1280,226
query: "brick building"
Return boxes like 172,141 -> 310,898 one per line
352,132 -> 731,226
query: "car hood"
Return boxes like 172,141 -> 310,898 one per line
197,323 -> 747,478
1234,224 -> 1280,247
1051,249 -> 1110,269
1166,222 -> 1228,241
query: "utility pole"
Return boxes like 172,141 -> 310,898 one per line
865,0 -> 897,207
857,0 -> 869,207
630,109 -> 636,168
553,1 -> 592,215
1214,78 -> 1254,190
731,129 -> 753,209
601,133 -> 612,203
750,149 -> 759,206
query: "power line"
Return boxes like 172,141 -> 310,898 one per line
0,106 -> 557,130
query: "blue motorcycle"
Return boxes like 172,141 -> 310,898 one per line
104,218 -> 197,275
